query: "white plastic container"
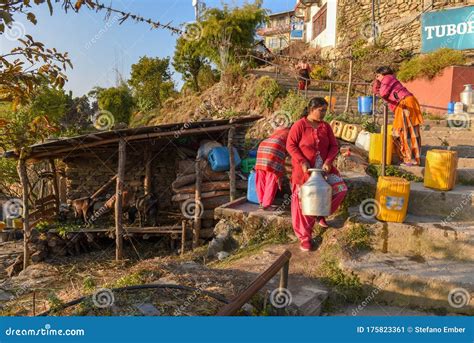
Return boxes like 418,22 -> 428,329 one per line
454,102 -> 464,114
460,84 -> 473,112
355,130 -> 371,152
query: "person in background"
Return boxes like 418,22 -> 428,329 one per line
373,66 -> 424,166
286,98 -> 348,252
255,127 -> 290,210
296,57 -> 312,91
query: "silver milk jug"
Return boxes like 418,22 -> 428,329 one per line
299,169 -> 332,217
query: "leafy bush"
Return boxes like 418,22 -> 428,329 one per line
366,164 -> 423,182
397,48 -> 466,82
279,90 -> 307,122
255,76 -> 282,109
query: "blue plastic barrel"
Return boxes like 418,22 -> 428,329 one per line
358,96 -> 373,115
447,102 -> 455,114
247,171 -> 259,204
248,149 -> 257,158
208,147 -> 241,172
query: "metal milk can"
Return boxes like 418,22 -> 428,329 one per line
460,84 -> 473,112
299,169 -> 332,217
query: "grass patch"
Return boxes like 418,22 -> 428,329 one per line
341,223 -> 372,252
367,164 -> 423,182
255,76 -> 282,109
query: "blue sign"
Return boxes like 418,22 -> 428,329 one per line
422,6 -> 474,52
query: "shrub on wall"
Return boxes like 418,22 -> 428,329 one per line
397,48 -> 466,82
255,76 -> 282,109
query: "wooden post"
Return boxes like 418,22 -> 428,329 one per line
181,220 -> 187,256
193,158 -> 202,249
328,82 -> 333,114
228,127 -> 236,202
49,159 -> 60,212
17,153 -> 30,270
381,103 -> 388,177
144,149 -> 152,195
344,51 -> 353,114
115,139 -> 126,261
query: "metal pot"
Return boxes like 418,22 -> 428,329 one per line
460,84 -> 473,111
299,169 -> 332,217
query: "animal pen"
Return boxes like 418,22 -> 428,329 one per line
3,116 -> 261,267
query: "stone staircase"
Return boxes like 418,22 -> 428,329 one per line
341,117 -> 474,315
341,211 -> 474,315
249,69 -> 360,113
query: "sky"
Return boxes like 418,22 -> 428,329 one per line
1,0 -> 295,97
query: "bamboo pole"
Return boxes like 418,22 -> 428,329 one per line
381,103 -> 388,177
144,149 -> 152,195
344,51 -> 353,114
17,153 -> 30,270
49,159 -> 60,212
228,127 -> 236,202
193,158 -> 202,249
90,175 -> 118,200
115,139 -> 126,261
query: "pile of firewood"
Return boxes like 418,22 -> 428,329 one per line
172,159 -> 247,230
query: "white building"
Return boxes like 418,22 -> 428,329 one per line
294,0 -> 338,49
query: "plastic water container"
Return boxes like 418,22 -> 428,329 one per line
355,130 -> 371,151
241,158 -> 256,174
424,150 -> 458,191
341,124 -> 361,143
330,120 -> 345,138
375,176 -> 410,223
208,147 -> 241,172
324,96 -> 336,111
447,102 -> 455,114
454,102 -> 464,114
248,150 -> 257,158
358,96 -> 373,115
369,125 -> 393,165
247,171 -> 259,204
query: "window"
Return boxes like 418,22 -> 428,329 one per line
312,4 -> 327,40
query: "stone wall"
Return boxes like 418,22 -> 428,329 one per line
333,0 -> 473,56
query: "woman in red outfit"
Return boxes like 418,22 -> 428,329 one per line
286,98 -> 348,252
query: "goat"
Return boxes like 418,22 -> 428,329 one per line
135,193 -> 158,227
70,197 -> 93,225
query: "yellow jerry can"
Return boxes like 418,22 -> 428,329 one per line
330,120 -> 345,138
369,125 -> 393,165
424,149 -> 458,191
324,96 -> 336,111
0,221 -> 6,231
375,176 -> 410,223
341,124 -> 361,143
12,218 -> 23,229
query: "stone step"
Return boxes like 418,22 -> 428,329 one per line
398,165 -> 474,184
348,211 -> 474,262
421,145 -> 474,158
407,182 -> 474,221
418,156 -> 474,169
340,252 -> 474,314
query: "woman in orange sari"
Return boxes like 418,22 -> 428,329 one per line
373,66 -> 424,166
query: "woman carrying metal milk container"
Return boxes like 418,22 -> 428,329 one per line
286,98 -> 348,252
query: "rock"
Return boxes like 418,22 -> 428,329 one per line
0,289 -> 14,301
217,251 -> 230,260
241,303 -> 255,315
134,303 -> 161,316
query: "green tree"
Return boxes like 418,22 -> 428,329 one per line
128,56 -> 175,111
173,37 -> 208,92
96,85 -> 134,125
29,84 -> 69,123
200,1 -> 267,72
